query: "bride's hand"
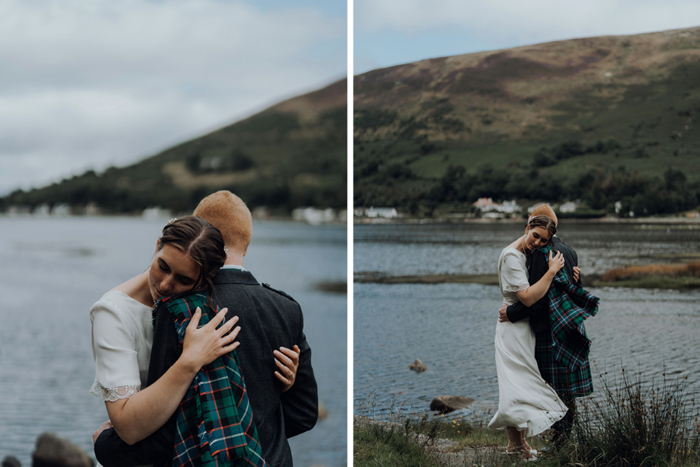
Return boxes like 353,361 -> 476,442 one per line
573,266 -> 580,283
548,251 -> 565,275
181,307 -> 241,371
274,345 -> 300,392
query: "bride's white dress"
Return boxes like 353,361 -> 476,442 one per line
488,247 -> 567,437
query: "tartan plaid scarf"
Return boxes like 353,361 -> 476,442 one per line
155,293 -> 265,467
539,245 -> 600,373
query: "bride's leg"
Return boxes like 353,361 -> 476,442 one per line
519,430 -> 532,451
505,427 -> 520,450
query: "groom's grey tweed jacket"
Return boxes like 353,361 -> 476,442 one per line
94,269 -> 318,467
214,269 -> 319,465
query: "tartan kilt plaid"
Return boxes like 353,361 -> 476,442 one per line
534,329 -> 593,398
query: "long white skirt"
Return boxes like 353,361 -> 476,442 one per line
488,318 -> 568,437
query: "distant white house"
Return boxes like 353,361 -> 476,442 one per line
499,200 -> 520,214
365,207 -> 399,219
292,207 -> 337,225
34,204 -> 51,216
8,205 -> 31,216
142,207 -> 172,220
473,198 -> 521,215
85,202 -> 101,216
559,200 -> 581,213
473,197 -> 499,211
52,204 -> 71,216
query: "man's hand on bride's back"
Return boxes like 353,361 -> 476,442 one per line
274,345 -> 300,392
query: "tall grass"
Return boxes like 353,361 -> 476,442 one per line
555,369 -> 700,466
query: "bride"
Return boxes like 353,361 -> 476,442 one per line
488,215 -> 569,457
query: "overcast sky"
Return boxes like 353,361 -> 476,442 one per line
0,0 -> 346,196
355,0 -> 700,74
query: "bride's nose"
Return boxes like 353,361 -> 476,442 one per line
160,276 -> 174,292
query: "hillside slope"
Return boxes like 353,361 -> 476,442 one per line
354,27 -> 700,216
4,79 -> 347,214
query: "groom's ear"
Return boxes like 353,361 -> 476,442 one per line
155,238 -> 161,252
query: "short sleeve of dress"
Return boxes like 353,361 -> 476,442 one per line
500,250 -> 530,293
89,295 -> 142,401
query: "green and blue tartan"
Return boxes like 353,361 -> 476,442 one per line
537,245 -> 600,398
156,293 -> 266,467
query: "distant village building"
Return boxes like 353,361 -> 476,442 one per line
292,207 -> 337,225
8,205 -> 31,216
473,198 -> 521,215
559,200 -> 580,213
34,204 -> 51,216
142,207 -> 173,220
499,200 -> 520,214
52,204 -> 71,216
85,203 -> 101,216
365,207 -> 399,219
252,206 -> 270,219
473,197 -> 499,211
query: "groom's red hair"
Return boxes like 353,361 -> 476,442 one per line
529,204 -> 558,226
194,190 -> 252,255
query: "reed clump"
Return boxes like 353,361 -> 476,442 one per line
601,262 -> 700,282
556,369 -> 700,466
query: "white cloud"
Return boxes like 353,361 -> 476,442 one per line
0,0 -> 345,195
356,0 -> 700,45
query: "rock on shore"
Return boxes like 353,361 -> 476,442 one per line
27,433 -> 94,467
430,396 -> 476,414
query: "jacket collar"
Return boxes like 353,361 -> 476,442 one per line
213,268 -> 260,286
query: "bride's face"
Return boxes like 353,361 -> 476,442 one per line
523,226 -> 551,253
148,242 -> 201,302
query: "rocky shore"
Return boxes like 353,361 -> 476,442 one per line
2,433 -> 94,467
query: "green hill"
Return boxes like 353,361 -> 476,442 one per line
3,79 -> 347,214
354,27 -> 700,217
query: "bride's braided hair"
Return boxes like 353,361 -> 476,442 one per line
158,216 -> 226,309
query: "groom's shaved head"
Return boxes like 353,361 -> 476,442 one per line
529,204 -> 558,226
194,190 -> 252,255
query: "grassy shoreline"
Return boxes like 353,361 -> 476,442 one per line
355,370 -> 700,466
355,272 -> 700,289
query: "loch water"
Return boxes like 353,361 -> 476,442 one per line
354,221 -> 700,419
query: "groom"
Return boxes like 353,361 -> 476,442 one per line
94,191 -> 318,466
193,191 -> 318,464
498,204 -> 587,446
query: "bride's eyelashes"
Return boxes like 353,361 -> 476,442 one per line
158,259 -> 195,287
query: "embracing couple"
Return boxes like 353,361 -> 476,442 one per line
488,204 -> 599,459
89,191 -> 317,467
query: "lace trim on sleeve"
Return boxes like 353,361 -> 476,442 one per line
502,283 -> 529,293
90,379 -> 140,402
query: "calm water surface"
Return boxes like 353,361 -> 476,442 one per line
0,216 -> 346,466
354,221 -> 700,419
